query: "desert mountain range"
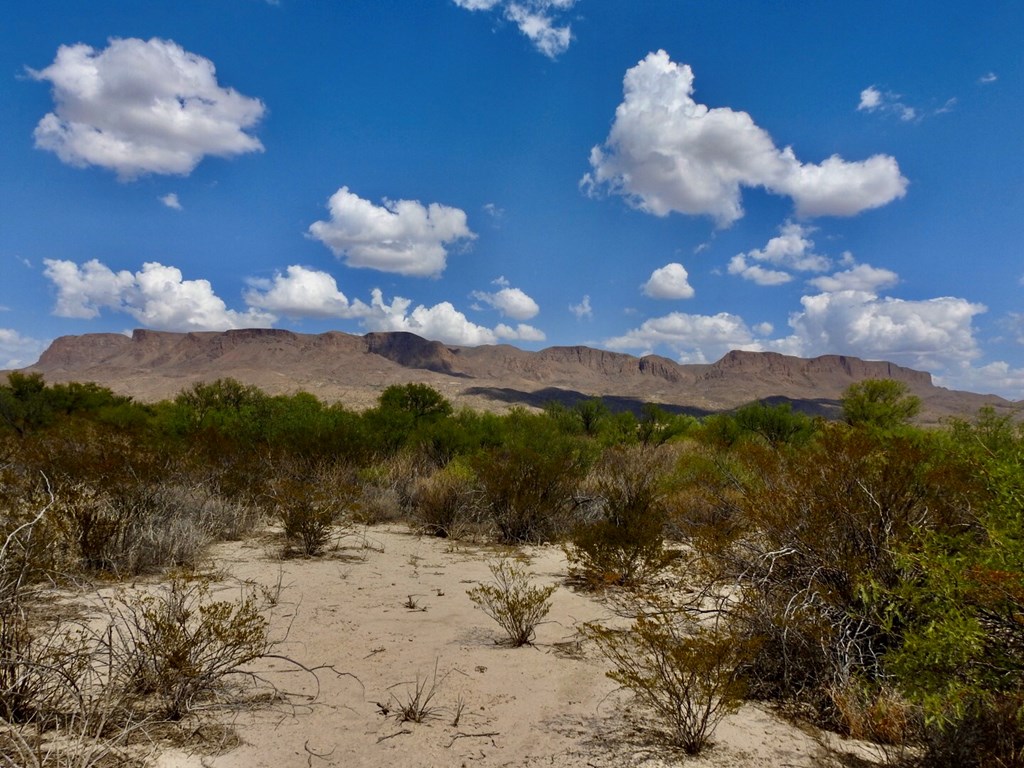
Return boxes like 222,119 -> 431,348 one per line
19,328 -> 1020,423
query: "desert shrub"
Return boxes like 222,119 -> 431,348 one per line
362,383 -> 453,457
842,378 -> 921,431
471,412 -> 593,543
467,559 -> 556,647
826,678 -> 919,746
731,401 -> 817,447
271,460 -> 356,556
110,575 -> 270,721
588,608 -> 749,755
664,444 -> 746,554
566,445 -> 677,588
170,378 -> 270,437
637,404 -> 697,447
410,459 -> 481,539
353,452 -> 431,525
0,373 -> 54,437
681,424 -> 975,725
874,431 -> 1024,766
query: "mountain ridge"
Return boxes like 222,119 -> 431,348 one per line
17,328 -> 1018,423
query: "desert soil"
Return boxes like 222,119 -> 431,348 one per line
153,526 -> 880,768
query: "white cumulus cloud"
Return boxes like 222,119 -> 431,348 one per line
242,267 -> 546,345
361,290 -> 497,346
43,258 -> 274,331
604,310 -> 772,364
858,86 -> 883,111
642,263 -> 694,299
308,187 -> 475,277
244,265 -> 370,319
29,37 -> 265,179
471,279 -> 540,320
583,51 -> 908,226
453,0 -> 576,58
727,256 -> 793,286
496,323 -> 546,342
603,282 -> 988,382
788,290 -> 985,370
807,263 -> 899,293
728,221 -> 831,285
938,361 -> 1024,400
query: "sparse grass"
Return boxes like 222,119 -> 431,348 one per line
385,661 -> 446,724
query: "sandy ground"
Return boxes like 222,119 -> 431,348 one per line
152,526 -> 879,768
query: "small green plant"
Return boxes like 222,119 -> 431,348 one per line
467,559 -> 556,647
588,610 -> 748,755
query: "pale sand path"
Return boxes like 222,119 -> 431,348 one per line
154,526 -> 877,768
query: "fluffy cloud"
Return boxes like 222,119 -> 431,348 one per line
605,281 -> 987,379
727,257 -> 792,286
728,221 -> 831,285
471,278 -> 540,320
244,265 -> 370,318
453,0 -> 576,58
360,289 -> 545,345
43,258 -> 274,331
242,266 -> 545,345
604,311 -> 771,363
642,263 -> 694,299
0,329 -> 47,369
308,187 -> 475,277
29,38 -> 265,179
807,263 -> 899,293
857,85 -> 916,121
583,51 -> 908,226
788,290 -> 985,370
496,323 -> 546,342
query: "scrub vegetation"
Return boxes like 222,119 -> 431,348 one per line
1,371 -> 1021,765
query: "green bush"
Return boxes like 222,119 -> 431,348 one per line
471,412 -> 592,543
876,433 -> 1024,766
682,424 -> 974,724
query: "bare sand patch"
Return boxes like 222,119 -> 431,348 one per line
154,526 -> 878,768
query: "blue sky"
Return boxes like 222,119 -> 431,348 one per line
2,0 -> 1022,399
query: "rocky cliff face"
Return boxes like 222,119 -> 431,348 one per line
22,328 -> 1015,422
703,350 -> 932,387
